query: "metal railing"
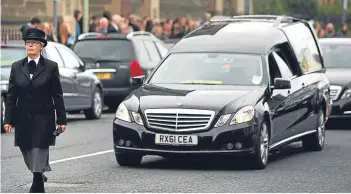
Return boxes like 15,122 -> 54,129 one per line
1,27 -> 22,42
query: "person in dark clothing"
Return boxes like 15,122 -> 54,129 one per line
129,15 -> 140,32
325,23 -> 338,38
102,11 -> 112,21
20,17 -> 42,37
145,20 -> 153,32
337,24 -> 350,37
89,15 -> 99,32
74,10 -> 83,39
3,28 -> 67,193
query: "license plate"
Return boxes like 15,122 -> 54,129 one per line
155,134 -> 198,146
96,72 -> 112,80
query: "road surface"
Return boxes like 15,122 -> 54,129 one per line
1,113 -> 351,193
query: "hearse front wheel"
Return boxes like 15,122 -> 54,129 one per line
251,121 -> 269,170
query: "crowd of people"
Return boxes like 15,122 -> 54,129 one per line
314,22 -> 350,38
19,11 -> 350,48
20,11 -> 212,47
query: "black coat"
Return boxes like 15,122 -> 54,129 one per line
4,56 -> 67,149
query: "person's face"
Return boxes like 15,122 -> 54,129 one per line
326,24 -> 334,32
319,30 -> 326,38
77,13 -> 83,20
25,40 -> 42,57
342,24 -> 348,31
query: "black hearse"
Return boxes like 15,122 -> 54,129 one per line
112,15 -> 332,169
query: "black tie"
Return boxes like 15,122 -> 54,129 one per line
28,60 -> 36,75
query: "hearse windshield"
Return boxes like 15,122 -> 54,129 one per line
148,53 -> 264,86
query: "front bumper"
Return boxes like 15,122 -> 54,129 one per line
329,98 -> 351,118
113,118 -> 258,156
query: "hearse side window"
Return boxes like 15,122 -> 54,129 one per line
272,52 -> 293,79
143,41 -> 161,61
284,23 -> 323,74
268,53 -> 282,84
274,42 -> 300,76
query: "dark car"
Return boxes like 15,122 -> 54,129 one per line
1,41 -> 104,133
72,31 -> 169,111
319,38 -> 351,119
112,15 -> 332,169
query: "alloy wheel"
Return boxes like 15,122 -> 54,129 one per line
94,91 -> 102,117
318,111 -> 325,146
260,124 -> 269,164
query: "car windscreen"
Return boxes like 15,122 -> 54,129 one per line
148,53 -> 264,86
1,47 -> 26,67
320,44 -> 351,68
72,39 -> 135,62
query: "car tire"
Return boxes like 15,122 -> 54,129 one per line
84,88 -> 103,120
302,108 -> 325,151
115,153 -> 142,167
250,121 -> 269,170
1,96 -> 6,133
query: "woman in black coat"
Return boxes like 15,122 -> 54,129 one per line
3,28 -> 67,193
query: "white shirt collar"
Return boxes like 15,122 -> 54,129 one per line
28,55 -> 40,65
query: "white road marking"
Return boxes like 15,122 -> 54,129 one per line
49,149 -> 114,164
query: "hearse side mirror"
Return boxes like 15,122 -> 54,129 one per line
131,75 -> 145,87
273,78 -> 291,89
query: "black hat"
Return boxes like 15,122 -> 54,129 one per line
22,28 -> 47,47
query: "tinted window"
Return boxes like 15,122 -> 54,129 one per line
284,23 -> 323,73
149,53 -> 263,86
45,46 -> 64,68
320,44 -> 351,68
57,46 -> 80,69
1,47 -> 26,66
273,52 -> 293,79
143,41 -> 161,61
73,40 -> 134,61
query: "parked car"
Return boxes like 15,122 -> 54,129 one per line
319,38 -> 351,119
112,15 -> 332,169
72,31 -> 170,111
1,41 -> 104,133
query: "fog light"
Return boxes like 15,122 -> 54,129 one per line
118,139 -> 125,146
235,142 -> 243,149
125,140 -> 132,147
226,143 -> 234,150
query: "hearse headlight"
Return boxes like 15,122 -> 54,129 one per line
214,114 -> 231,127
131,112 -> 144,125
341,89 -> 351,99
229,106 -> 255,125
115,103 -> 131,122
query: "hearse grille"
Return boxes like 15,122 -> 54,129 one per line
329,85 -> 342,101
144,109 -> 215,132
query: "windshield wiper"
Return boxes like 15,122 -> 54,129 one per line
181,82 -> 220,85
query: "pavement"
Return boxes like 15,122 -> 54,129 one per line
1,113 -> 351,193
